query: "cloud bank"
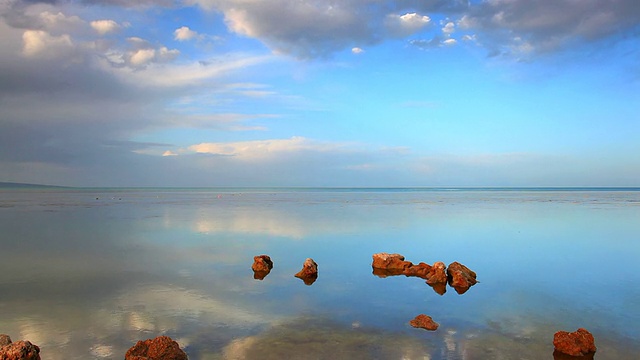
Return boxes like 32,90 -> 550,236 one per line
1,0 -> 638,186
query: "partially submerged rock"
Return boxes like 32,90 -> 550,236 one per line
371,253 -> 413,273
0,335 -> 41,360
372,254 -> 477,294
251,255 -> 273,272
371,253 -> 431,279
447,261 -> 477,294
425,261 -> 448,295
125,335 -> 188,360
402,262 -> 432,278
252,255 -> 273,280
425,261 -> 448,285
294,258 -> 318,285
409,314 -> 439,331
553,328 -> 596,357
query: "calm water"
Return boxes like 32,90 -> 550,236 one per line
0,188 -> 639,359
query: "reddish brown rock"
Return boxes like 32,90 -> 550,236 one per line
409,314 -> 439,331
125,335 -> 188,360
294,258 -> 318,285
553,328 -> 596,357
251,255 -> 273,272
0,335 -> 11,347
426,261 -> 448,285
0,336 -> 41,360
402,262 -> 432,278
251,255 -> 273,280
371,253 -> 413,271
447,261 -> 477,293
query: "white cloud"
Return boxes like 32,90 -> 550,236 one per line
442,38 -> 457,46
22,30 -> 73,58
129,48 -> 156,66
187,136 -> 346,161
162,150 -> 178,156
462,34 -> 477,42
106,54 -> 270,87
37,10 -> 85,33
126,36 -> 151,48
105,37 -> 182,68
442,21 -> 455,35
157,46 -> 180,61
351,47 -> 364,54
174,26 -> 198,41
385,12 -> 431,37
91,19 -> 120,35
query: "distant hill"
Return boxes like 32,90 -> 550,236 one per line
0,182 -> 67,189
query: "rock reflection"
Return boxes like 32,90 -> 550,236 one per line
429,282 -> 447,295
253,271 -> 270,280
221,317 -> 431,360
553,350 -> 595,360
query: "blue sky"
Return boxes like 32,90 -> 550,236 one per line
0,0 -> 639,187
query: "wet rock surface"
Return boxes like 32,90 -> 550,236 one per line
372,253 -> 477,295
426,261 -> 448,285
446,261 -> 478,294
371,253 -> 413,272
553,328 -> 596,357
409,314 -> 439,331
125,335 -> 188,360
294,258 -> 318,285
0,335 -> 41,360
252,255 -> 273,280
251,255 -> 273,272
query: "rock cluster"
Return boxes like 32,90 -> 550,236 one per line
125,335 -> 188,360
409,314 -> 439,331
371,253 -> 477,294
0,335 -> 40,360
251,255 -> 319,284
553,328 -> 597,357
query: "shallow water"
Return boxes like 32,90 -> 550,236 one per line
0,188 -> 639,359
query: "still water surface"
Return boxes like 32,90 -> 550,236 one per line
0,188 -> 639,359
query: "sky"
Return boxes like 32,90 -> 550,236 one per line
0,0 -> 639,187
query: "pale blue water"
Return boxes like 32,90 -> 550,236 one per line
0,188 -> 639,359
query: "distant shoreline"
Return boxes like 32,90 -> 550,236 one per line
0,182 -> 68,189
1,182 -> 639,192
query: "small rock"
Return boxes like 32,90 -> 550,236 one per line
125,335 -> 188,360
447,261 -> 477,293
0,339 -> 41,360
409,314 -> 439,331
294,258 -> 318,285
251,255 -> 273,272
0,334 -> 11,347
553,328 -> 596,357
251,255 -> 273,280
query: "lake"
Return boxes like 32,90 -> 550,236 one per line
0,188 -> 638,359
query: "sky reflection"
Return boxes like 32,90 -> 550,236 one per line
0,189 -> 638,359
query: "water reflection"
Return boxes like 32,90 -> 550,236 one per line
220,316 -> 432,360
0,189 -> 639,359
